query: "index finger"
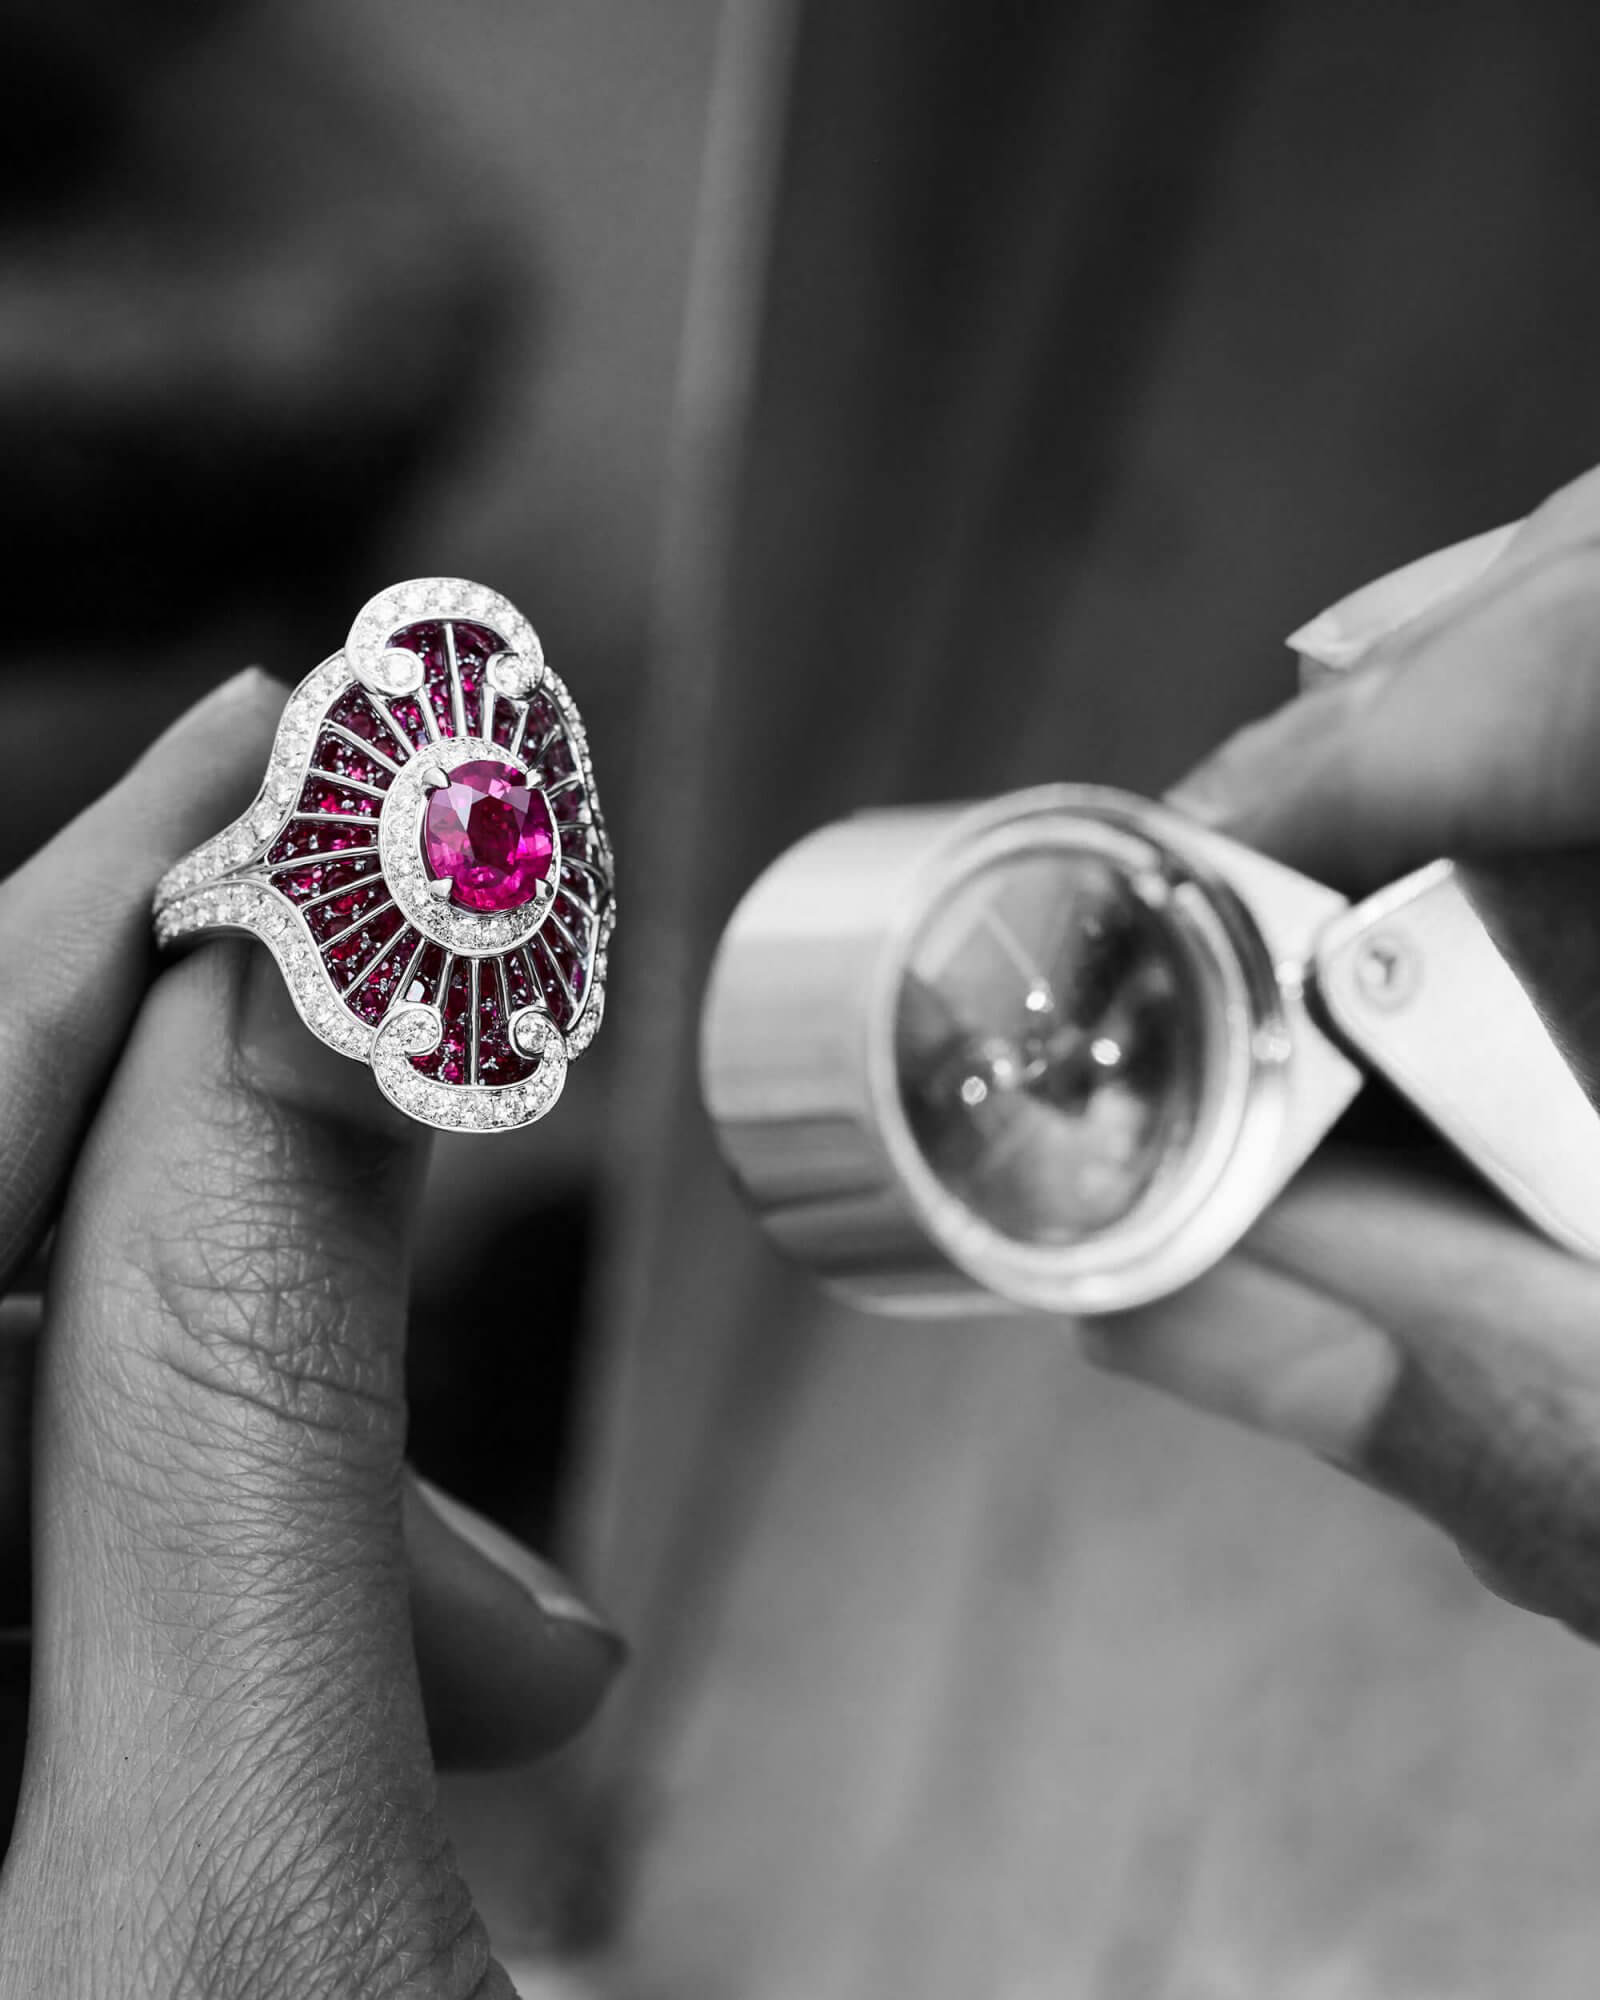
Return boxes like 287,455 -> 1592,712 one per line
1287,462 -> 1600,676
1090,1150 -> 1600,1639
0,669 -> 282,1282
1172,476 -> 1600,891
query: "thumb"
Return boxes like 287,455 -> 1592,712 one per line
0,940 -> 515,1997
1171,474 -> 1600,890
1282,459 -> 1600,679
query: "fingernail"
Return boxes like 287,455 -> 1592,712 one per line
1287,524 -> 1517,679
207,665 -> 280,707
410,1474 -> 621,1645
1170,529 -> 1517,834
156,667 -> 284,744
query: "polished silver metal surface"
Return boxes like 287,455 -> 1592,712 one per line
1316,852 -> 1600,1259
701,786 -> 1360,1315
704,776 -> 1600,1314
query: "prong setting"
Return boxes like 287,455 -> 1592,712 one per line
487,649 -> 540,699
511,1005 -> 556,1059
378,735 -> 563,955
369,645 -> 425,696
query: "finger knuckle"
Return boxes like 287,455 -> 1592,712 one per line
1443,1354 -> 1600,1635
115,1112 -> 405,1450
135,1791 -> 495,2000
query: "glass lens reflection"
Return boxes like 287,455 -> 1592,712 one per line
894,847 -> 1208,1247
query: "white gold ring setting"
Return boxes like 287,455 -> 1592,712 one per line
154,578 -> 615,1134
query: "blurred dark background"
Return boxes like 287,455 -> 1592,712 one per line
12,1 -> 1600,1994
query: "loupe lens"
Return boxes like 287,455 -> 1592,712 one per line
894,847 -> 1209,1247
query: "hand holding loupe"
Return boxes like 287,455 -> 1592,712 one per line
702,524 -> 1600,1317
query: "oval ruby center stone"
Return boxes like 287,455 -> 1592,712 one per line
422,760 -> 555,913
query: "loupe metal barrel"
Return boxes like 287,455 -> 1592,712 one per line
701,787 -> 1348,1316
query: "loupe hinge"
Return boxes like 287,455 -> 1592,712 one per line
1311,857 -> 1600,1260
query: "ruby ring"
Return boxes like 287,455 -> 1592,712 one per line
154,579 -> 615,1132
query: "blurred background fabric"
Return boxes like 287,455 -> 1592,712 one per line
11,1 -> 1600,1995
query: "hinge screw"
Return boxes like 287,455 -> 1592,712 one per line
1354,931 -> 1418,1009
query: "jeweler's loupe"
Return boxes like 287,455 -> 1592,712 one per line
700,786 -> 1600,1315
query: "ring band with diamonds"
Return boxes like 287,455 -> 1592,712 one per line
154,579 -> 615,1133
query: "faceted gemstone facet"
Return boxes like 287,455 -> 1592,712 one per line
329,688 -> 408,762
528,933 -> 579,1029
388,695 -> 433,750
536,738 -> 576,786
347,928 -> 421,1023
490,696 -> 519,750
503,946 -> 536,1012
407,941 -> 449,1008
522,692 -> 559,755
450,621 -> 504,738
305,877 -> 390,943
391,619 -> 455,736
298,777 -> 379,819
271,856 -> 379,904
554,889 -> 593,953
422,760 -> 554,913
268,820 -> 373,863
475,961 -> 538,1085
322,903 -> 402,985
312,728 -> 391,789
413,959 -> 471,1083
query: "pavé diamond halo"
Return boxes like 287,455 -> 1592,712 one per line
154,579 -> 615,1133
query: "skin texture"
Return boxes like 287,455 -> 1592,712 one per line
0,675 -> 620,1996
1091,463 -> 1600,1639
